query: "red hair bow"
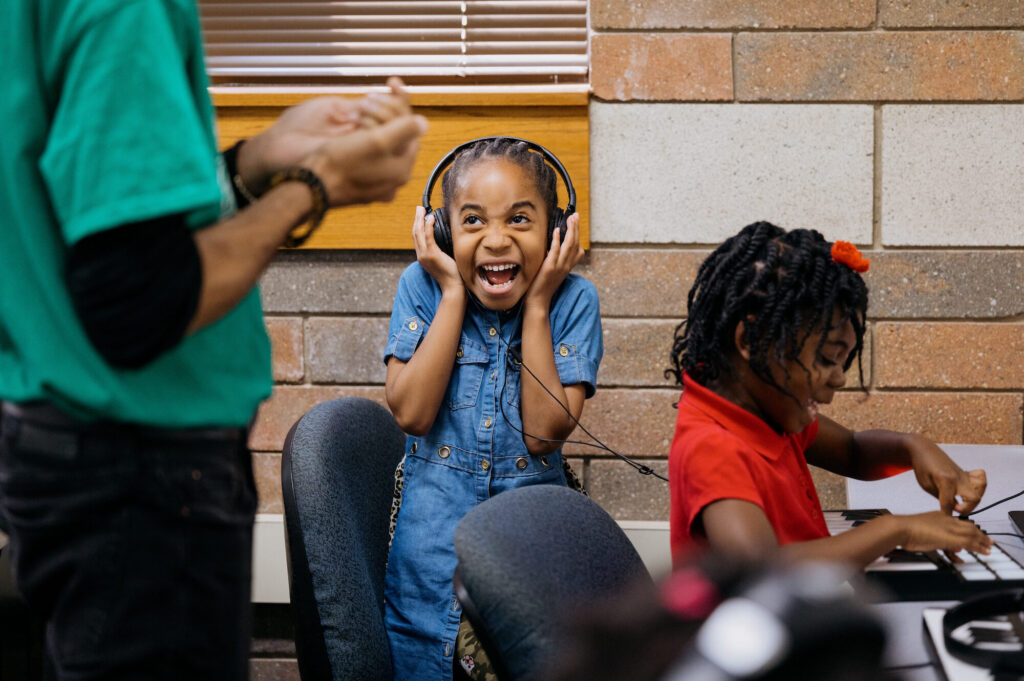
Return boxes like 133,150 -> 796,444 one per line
830,241 -> 870,273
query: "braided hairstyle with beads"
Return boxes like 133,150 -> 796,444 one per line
668,221 -> 868,398
440,137 -> 559,229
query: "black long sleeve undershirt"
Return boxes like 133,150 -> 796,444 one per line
65,142 -> 253,369
66,215 -> 201,369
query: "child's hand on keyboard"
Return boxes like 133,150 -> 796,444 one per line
899,511 -> 993,555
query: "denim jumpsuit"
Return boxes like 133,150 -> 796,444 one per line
382,263 -> 603,680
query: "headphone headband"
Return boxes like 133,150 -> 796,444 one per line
942,588 -> 1024,673
421,136 -> 576,215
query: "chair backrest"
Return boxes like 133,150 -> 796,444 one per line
453,485 -> 652,680
281,397 -> 406,681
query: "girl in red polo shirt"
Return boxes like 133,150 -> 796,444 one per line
667,221 -> 992,566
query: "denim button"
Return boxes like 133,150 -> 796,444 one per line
411,442 -> 418,454
559,344 -> 569,357
480,460 -> 490,471
540,456 -> 550,467
484,417 -> 492,428
456,346 -> 463,358
438,446 -> 450,459
515,457 -> 528,470
409,321 -> 418,331
489,327 -> 497,337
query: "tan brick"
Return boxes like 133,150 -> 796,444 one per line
253,452 -> 283,514
810,466 -> 848,509
587,459 -> 671,521
875,323 -> 1024,389
577,248 -> 705,318
593,0 -> 875,29
305,317 -> 389,384
822,391 -> 1024,444
250,660 -> 300,681
567,457 -> 586,489
592,34 -> 733,102
880,1 -> 1024,27
249,386 -> 387,452
867,251 -> 1024,319
565,388 -> 678,458
599,319 -> 680,388
261,251 -> 409,314
736,31 -> 1024,101
264,317 -> 304,383
595,308 -> 871,390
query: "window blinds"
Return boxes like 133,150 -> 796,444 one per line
197,1 -> 588,86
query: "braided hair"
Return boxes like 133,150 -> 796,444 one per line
440,137 -> 558,225
668,221 -> 868,398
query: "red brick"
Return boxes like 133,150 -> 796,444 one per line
249,386 -> 387,452
823,391 -> 1023,444
264,317 -> 304,383
252,452 -> 283,514
736,31 -> 1024,101
880,1 -> 1024,27
875,323 -> 1024,388
594,0 -> 874,29
810,466 -> 848,508
592,34 -> 733,101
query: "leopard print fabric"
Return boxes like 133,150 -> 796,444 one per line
386,455 -> 406,561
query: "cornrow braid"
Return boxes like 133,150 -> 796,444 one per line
667,221 -> 868,401
440,137 -> 559,227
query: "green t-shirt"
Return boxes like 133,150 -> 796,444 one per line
0,0 -> 271,427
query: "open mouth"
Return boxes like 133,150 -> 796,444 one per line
477,263 -> 520,293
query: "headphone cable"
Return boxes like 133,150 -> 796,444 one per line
963,488 -> 1024,518
490,312 -> 668,482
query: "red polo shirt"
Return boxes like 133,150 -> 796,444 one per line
669,373 -> 829,562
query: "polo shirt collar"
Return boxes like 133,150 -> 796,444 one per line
680,372 -> 792,461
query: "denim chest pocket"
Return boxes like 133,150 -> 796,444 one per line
445,336 -> 489,410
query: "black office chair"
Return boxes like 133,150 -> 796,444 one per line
281,397 -> 406,681
453,485 -> 653,680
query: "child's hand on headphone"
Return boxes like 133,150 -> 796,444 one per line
524,213 -> 584,311
412,206 -> 464,295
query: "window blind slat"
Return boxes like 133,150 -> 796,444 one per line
197,0 -> 588,86
206,42 -> 586,56
200,1 -> 586,15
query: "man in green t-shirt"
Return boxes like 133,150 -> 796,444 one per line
0,2 -> 426,679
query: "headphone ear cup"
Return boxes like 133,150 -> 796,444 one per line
549,208 -> 568,248
431,208 -> 453,258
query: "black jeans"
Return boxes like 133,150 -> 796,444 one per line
0,404 -> 257,681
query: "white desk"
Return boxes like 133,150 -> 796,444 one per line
852,445 -> 1024,680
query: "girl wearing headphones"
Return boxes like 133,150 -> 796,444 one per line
382,138 -> 603,680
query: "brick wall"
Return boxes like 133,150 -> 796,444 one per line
251,1 -> 1024,521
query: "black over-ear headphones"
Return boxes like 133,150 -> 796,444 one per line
421,136 -> 576,257
663,563 -> 886,681
942,588 -> 1024,674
